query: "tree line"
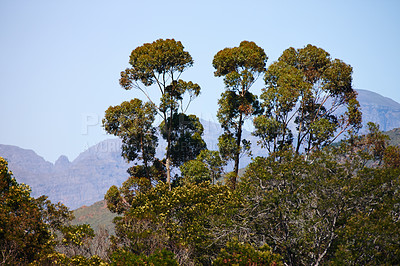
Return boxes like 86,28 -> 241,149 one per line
1,39 -> 399,265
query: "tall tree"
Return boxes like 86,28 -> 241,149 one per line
119,39 -> 201,189
254,44 -> 362,155
213,41 -> 267,189
103,98 -> 158,188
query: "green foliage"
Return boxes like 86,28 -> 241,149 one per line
0,157 -> 74,264
103,98 -> 170,194
110,248 -> 178,266
213,41 -> 267,188
255,44 -> 362,155
332,167 -> 400,265
217,132 -> 240,162
213,41 -> 267,77
364,122 -> 390,163
103,98 -> 157,169
105,157 -> 168,215
159,112 -> 206,167
238,150 -> 351,265
180,149 -> 225,185
213,240 -> 283,266
336,122 -> 394,169
197,149 -> 225,183
120,39 -> 193,89
253,115 -> 292,153
61,224 -> 95,247
97,42 -> 400,266
236,129 -> 400,265
0,157 -> 106,264
31,252 -> 106,265
180,159 -> 211,185
110,182 -> 241,265
383,145 -> 400,168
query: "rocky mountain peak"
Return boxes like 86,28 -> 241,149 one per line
55,155 -> 70,168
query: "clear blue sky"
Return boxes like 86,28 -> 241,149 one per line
1,0 -> 399,162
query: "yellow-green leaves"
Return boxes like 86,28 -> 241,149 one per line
122,39 -> 193,88
61,224 -> 94,247
111,181 -> 241,264
213,240 -> 283,266
213,41 -> 267,77
256,44 -> 361,155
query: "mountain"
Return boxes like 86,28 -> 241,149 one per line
0,140 -> 130,210
1,89 -> 399,210
356,89 -> 400,132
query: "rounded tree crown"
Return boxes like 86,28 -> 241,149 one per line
212,41 -> 268,77
120,39 -> 194,89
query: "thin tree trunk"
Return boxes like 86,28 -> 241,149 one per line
166,157 -> 171,190
233,112 -> 243,190
166,109 -> 173,191
140,134 -> 150,182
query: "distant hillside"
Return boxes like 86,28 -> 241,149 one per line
386,127 -> 400,147
356,89 -> 400,132
72,200 -> 117,234
1,89 -> 399,210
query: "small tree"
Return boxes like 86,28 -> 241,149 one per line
213,41 -> 267,189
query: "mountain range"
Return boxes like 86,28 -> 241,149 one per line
1,89 -> 399,210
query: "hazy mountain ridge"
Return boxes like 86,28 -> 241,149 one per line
356,89 -> 400,132
1,89 -> 399,210
0,141 -> 131,209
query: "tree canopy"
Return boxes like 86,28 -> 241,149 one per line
254,44 -> 362,155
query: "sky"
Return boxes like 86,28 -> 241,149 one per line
1,0 -> 399,163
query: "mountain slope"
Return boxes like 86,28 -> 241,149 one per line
0,140 -> 130,209
356,89 -> 400,132
72,200 -> 117,233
